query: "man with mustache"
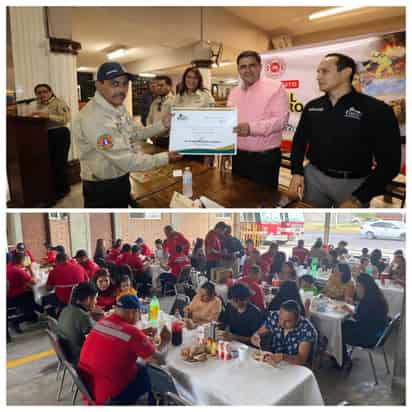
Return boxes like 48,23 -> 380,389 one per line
288,53 -> 401,208
73,62 -> 181,208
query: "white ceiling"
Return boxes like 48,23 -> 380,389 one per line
71,6 -> 405,79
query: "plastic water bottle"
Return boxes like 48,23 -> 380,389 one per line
149,295 -> 160,325
310,257 -> 318,276
182,167 -> 193,198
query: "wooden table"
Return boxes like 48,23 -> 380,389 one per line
130,143 -> 311,208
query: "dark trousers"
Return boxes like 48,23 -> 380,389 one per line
48,127 -> 71,196
206,260 -> 220,279
7,291 -> 40,323
341,319 -> 380,363
42,293 -> 66,317
134,269 -> 153,297
232,148 -> 281,189
159,272 -> 177,293
83,173 -> 131,208
109,365 -> 152,405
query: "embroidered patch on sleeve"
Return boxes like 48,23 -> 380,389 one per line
97,134 -> 114,150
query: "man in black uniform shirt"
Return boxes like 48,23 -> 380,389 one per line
288,53 -> 401,208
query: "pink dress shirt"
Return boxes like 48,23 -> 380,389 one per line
227,77 -> 289,152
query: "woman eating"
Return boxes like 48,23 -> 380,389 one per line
323,263 -> 355,303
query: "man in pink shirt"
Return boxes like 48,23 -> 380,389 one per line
227,50 -> 289,189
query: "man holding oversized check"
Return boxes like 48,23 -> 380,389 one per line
228,50 -> 289,189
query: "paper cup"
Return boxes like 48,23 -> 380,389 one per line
238,345 -> 249,362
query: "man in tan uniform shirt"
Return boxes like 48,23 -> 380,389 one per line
72,63 -> 181,208
147,75 -> 175,146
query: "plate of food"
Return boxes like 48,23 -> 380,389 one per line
181,345 -> 208,363
252,350 -> 272,363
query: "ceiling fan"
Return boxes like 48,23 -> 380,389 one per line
191,7 -> 223,68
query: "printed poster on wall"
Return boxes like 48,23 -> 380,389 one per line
260,31 -> 406,172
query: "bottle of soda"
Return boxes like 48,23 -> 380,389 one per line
149,295 -> 160,326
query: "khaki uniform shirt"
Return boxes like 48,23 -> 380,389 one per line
72,91 -> 169,181
173,89 -> 215,108
147,92 -> 175,138
29,96 -> 71,129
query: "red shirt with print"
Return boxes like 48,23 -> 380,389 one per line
80,259 -> 99,280
78,313 -> 155,405
164,232 -> 190,257
169,253 -> 191,278
46,262 -> 87,304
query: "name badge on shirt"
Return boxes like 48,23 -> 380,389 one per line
97,134 -> 114,150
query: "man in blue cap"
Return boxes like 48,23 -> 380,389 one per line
72,62 -> 182,208
78,294 -> 171,405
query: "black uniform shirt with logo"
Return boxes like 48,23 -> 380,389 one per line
291,90 -> 401,203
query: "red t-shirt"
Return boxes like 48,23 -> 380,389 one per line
169,253 -> 191,278
106,247 -> 121,263
96,293 -> 117,310
164,232 -> 190,257
78,313 -> 155,405
7,264 -> 32,299
205,231 -> 222,261
239,276 -> 265,310
46,250 -> 57,264
80,259 -> 99,280
116,253 -> 144,272
140,244 -> 154,258
245,246 -> 258,257
46,262 -> 87,304
292,247 -> 310,264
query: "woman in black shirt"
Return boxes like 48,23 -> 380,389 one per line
268,281 -> 306,316
341,273 -> 389,367
219,283 -> 264,344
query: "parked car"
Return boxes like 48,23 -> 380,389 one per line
360,220 -> 406,240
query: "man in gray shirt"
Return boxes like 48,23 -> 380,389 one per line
57,282 -> 98,366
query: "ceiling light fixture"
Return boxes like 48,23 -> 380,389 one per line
308,6 -> 365,21
77,66 -> 96,72
107,48 -> 127,60
139,73 -> 157,78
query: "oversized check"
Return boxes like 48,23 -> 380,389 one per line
169,107 -> 237,155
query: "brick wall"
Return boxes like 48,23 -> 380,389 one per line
49,216 -> 72,256
120,214 -> 172,247
89,213 -> 113,255
20,214 -> 48,260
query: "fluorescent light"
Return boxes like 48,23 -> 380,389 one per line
212,61 -> 233,69
308,6 -> 365,21
107,48 -> 126,60
225,79 -> 238,84
77,66 -> 96,72
139,73 -> 157,78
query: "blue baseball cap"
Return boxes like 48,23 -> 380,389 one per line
116,294 -> 141,310
96,62 -> 137,81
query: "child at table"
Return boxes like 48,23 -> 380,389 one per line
116,275 -> 138,300
94,269 -> 116,311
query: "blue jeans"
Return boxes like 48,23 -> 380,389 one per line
109,365 -> 152,405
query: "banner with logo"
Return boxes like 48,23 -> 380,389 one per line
260,31 -> 406,172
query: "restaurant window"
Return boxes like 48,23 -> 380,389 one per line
215,213 -> 232,219
48,213 -> 68,220
129,212 -> 162,220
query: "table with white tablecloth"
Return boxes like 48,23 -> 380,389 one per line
150,264 -> 162,289
309,300 -> 351,366
377,281 -> 404,318
164,329 -> 324,405
31,269 -> 51,305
